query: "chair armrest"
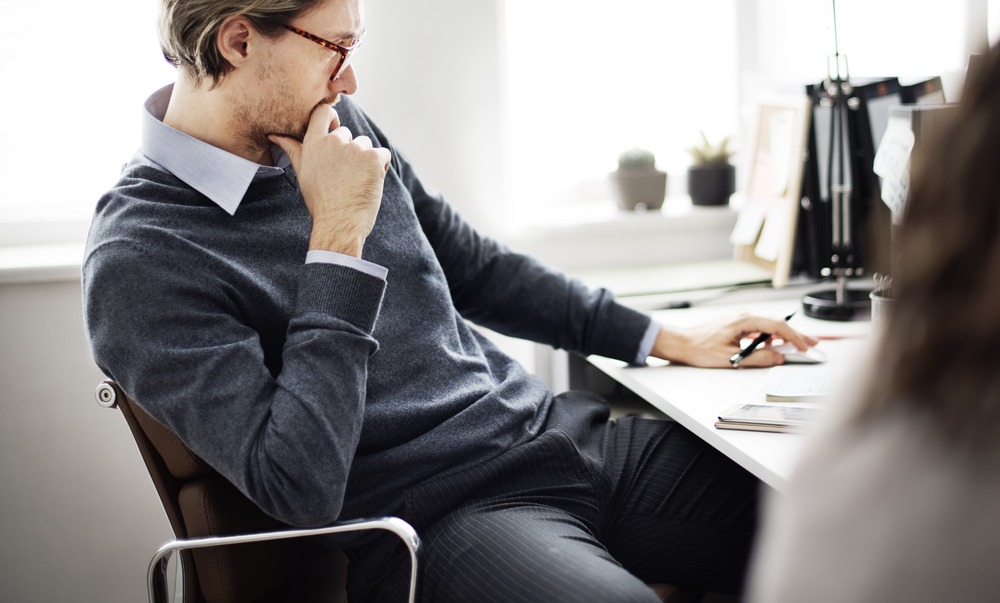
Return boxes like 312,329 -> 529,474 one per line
148,516 -> 421,603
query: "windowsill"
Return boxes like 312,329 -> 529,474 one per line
503,194 -> 741,273
0,244 -> 85,285
515,195 -> 736,233
0,195 -> 740,285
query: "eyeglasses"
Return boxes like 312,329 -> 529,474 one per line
284,25 -> 366,80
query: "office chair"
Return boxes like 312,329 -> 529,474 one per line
95,379 -> 421,603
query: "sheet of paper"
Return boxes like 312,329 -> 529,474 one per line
754,201 -> 791,262
765,109 -> 795,197
730,197 -> 768,246
874,116 -> 915,218
764,365 -> 846,402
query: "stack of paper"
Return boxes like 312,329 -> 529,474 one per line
715,403 -> 821,434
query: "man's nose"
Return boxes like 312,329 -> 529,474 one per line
332,64 -> 359,96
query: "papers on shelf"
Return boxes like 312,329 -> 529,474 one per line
873,116 -> 916,219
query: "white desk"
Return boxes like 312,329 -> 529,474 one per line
588,292 -> 872,491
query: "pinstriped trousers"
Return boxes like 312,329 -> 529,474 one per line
346,392 -> 760,603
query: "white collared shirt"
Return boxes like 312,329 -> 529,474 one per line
134,84 -> 386,280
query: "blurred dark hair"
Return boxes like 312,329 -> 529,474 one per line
855,42 -> 1000,450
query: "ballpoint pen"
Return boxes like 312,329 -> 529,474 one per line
729,311 -> 797,367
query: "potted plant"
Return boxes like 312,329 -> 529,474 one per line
611,148 -> 667,212
686,132 -> 735,206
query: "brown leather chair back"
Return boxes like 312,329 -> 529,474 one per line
97,380 -> 342,603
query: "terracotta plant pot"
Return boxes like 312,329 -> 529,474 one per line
687,164 -> 735,206
611,170 -> 667,212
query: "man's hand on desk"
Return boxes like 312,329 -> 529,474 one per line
650,314 -> 819,369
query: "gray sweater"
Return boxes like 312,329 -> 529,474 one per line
83,97 -> 651,527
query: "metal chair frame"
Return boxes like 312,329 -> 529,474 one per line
96,380 -> 422,603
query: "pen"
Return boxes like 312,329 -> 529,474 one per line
656,300 -> 692,310
729,311 -> 796,367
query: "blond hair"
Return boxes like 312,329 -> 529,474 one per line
158,0 -> 323,83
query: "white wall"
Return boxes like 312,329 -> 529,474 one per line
0,280 -> 169,602
351,0 -> 507,233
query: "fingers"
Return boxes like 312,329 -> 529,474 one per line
306,104 -> 337,141
273,105 -> 392,173
349,138 -> 391,172
375,147 -> 392,172
735,315 -> 817,352
329,125 -> 354,144
269,104 -> 339,165
734,347 -> 785,368
719,314 -> 820,369
328,105 -> 341,132
267,134 -> 301,165
772,322 -> 819,351
660,313 -> 820,369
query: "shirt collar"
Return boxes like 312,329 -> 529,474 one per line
139,84 -> 293,216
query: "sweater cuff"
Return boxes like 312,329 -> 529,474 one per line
591,299 -> 654,364
297,262 -> 386,333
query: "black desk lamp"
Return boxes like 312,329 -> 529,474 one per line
802,0 -> 871,320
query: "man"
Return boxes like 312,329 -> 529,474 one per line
83,0 -> 816,601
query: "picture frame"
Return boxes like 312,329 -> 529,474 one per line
731,94 -> 812,288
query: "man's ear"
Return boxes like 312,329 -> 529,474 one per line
216,16 -> 254,69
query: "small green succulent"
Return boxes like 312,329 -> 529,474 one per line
617,148 -> 657,171
687,132 -> 733,166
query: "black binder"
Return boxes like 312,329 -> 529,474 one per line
794,77 -> 900,279
900,76 -> 945,104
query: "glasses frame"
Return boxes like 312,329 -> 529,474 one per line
284,25 -> 365,80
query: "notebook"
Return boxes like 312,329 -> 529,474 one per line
763,365 -> 845,402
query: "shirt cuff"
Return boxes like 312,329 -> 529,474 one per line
305,250 -> 388,280
634,320 -> 661,365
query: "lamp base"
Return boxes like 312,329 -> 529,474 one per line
802,288 -> 871,321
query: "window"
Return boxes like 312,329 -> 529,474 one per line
501,1 -> 740,224
0,1 -> 175,231
501,0 -> 991,227
751,0 -> 976,88
2,0 -> 996,240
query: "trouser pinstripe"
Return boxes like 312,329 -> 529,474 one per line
346,392 -> 760,603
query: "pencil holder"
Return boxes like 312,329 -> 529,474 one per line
869,290 -> 893,330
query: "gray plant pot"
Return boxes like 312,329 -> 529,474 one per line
687,164 -> 735,206
611,170 -> 667,211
